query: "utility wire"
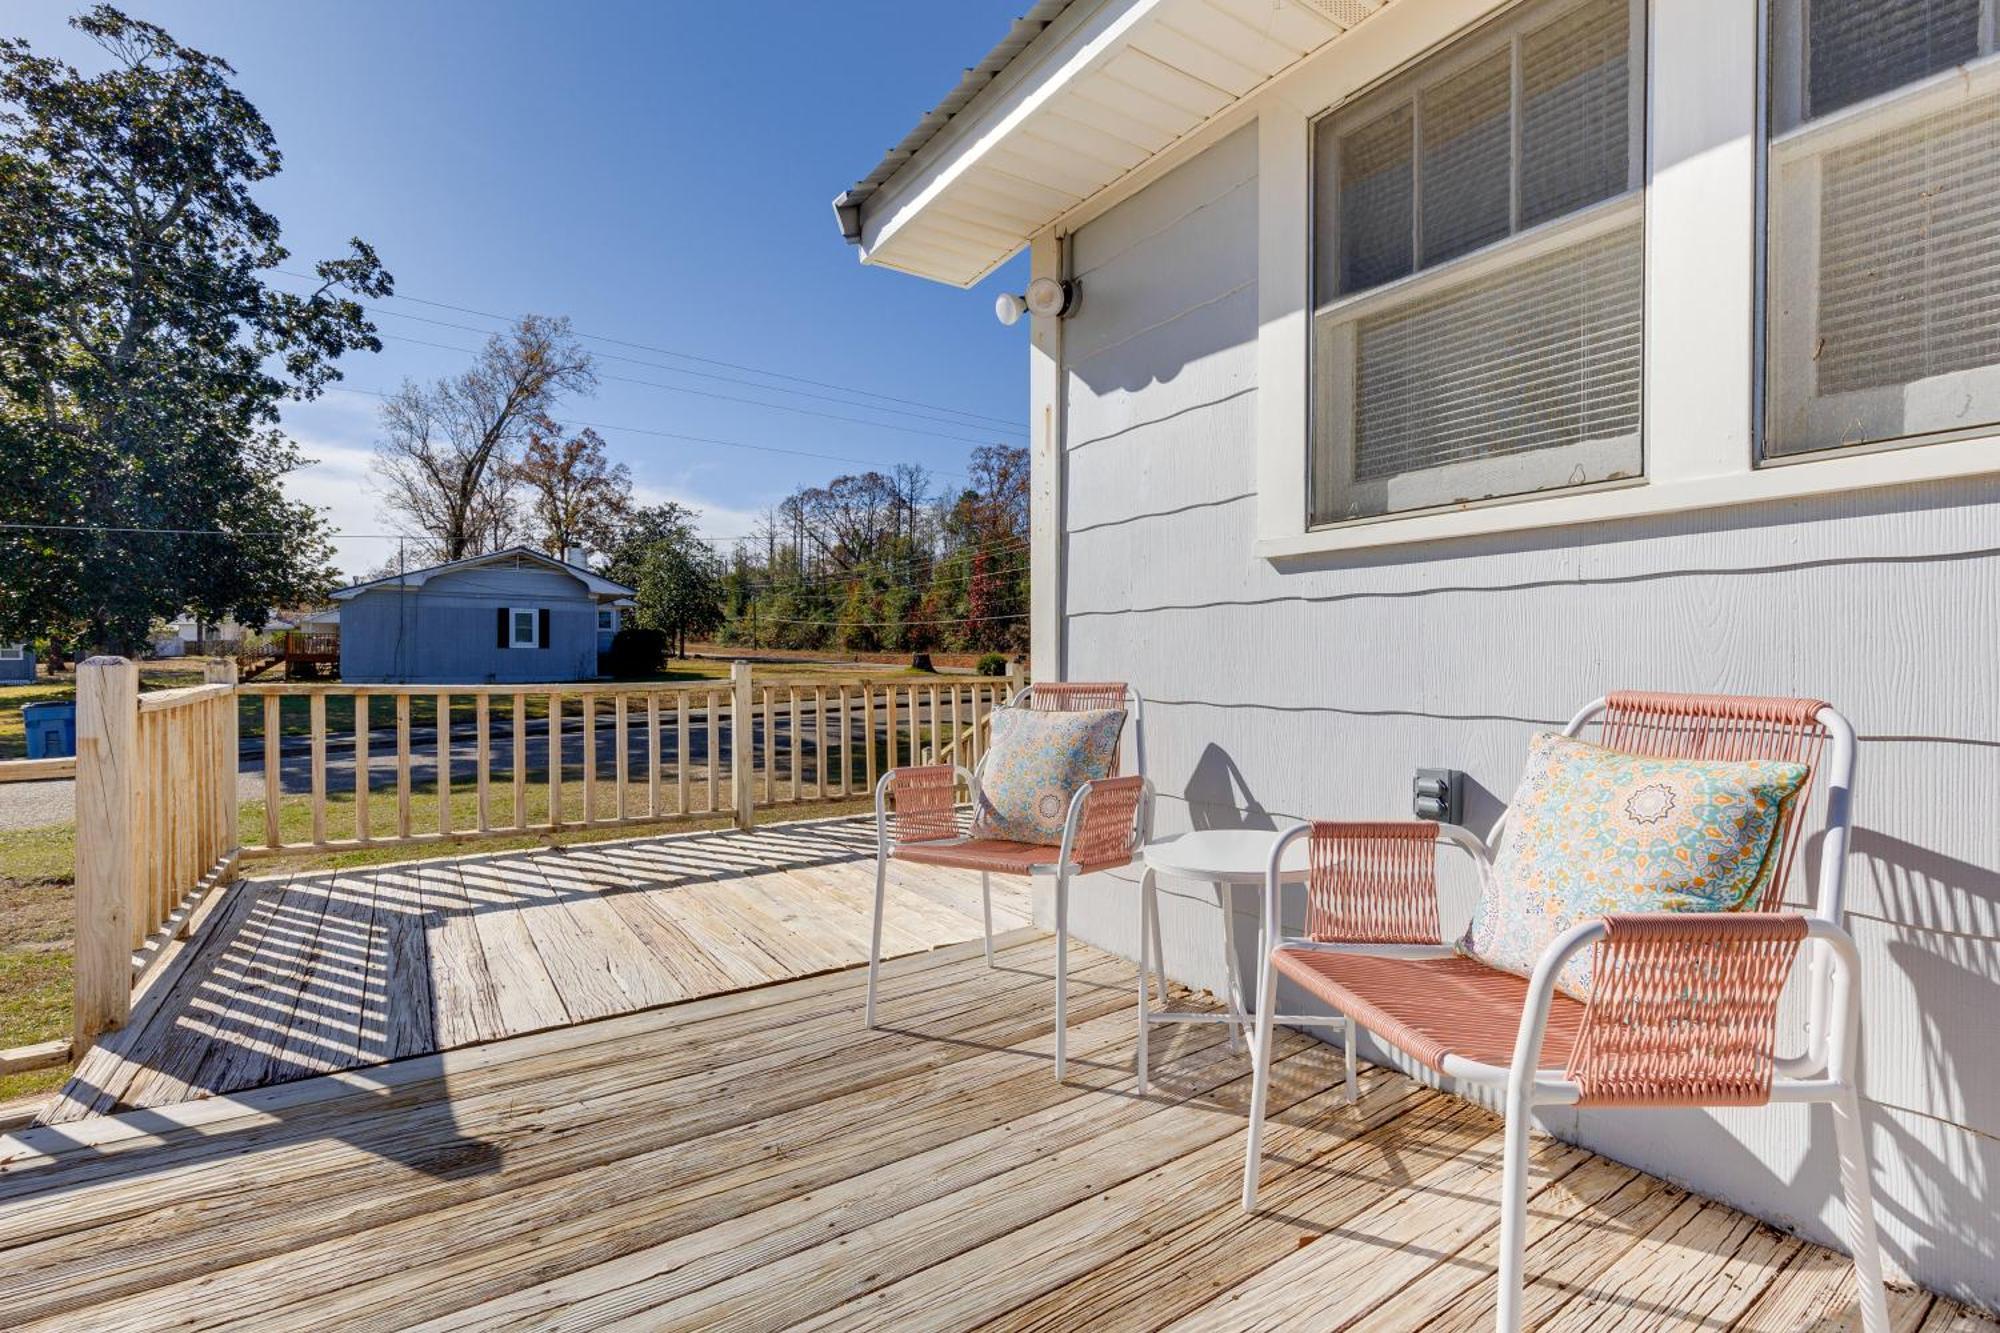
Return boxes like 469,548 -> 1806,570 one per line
321,383 -> 976,480
376,332 -> 1006,448
268,267 -> 1024,431
754,609 -> 1028,629
0,522 -> 296,537
361,305 -> 1027,437
727,541 -> 1031,595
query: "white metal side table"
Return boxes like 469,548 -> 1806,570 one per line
1136,827 -> 1308,1093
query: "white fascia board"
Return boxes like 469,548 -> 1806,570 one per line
858,0 -> 1168,285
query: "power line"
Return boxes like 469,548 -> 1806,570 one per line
375,331 -> 1007,448
322,383 -> 976,480
361,304 -> 1027,437
269,267 -> 1024,432
0,521 -> 295,537
754,609 -> 1028,629
27,250 -> 1017,473
727,540 -> 1031,595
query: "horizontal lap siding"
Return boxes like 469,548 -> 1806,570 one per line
1049,121 -> 2000,1308
339,566 -> 601,684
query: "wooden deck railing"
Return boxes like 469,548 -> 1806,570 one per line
236,664 -> 1020,856
44,656 -> 1023,1062
71,656 -> 240,1051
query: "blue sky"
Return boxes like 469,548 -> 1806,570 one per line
8,1 -> 1032,575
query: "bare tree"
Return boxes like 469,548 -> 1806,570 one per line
370,314 -> 595,561
510,418 -> 632,558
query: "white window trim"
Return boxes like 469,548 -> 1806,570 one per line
1244,0 -> 2000,561
507,607 -> 540,649
0,644 -> 24,661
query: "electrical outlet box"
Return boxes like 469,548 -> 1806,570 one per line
1412,767 -> 1464,825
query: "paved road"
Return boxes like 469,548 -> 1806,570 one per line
0,699 -> 959,831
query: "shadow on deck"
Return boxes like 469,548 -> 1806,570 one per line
40,814 -> 1026,1125
1,932 -> 1992,1330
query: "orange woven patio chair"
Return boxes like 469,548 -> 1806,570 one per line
1239,692 -> 1888,1333
866,682 -> 1152,1080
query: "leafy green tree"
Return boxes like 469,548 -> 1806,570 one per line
634,544 -> 724,660
607,502 -> 725,659
0,7 -> 393,653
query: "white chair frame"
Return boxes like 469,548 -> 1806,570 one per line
1239,699 -> 1887,1333
866,684 -> 1154,1081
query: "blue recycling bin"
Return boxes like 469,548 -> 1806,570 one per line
22,701 -> 76,759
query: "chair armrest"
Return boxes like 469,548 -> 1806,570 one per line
1057,775 -> 1152,870
1509,912 -> 1853,1108
874,764 -> 973,846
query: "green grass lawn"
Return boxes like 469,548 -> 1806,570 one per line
0,664 -> 210,760
0,777 -> 879,1106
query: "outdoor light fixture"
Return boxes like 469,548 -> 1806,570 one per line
1027,275 -> 1079,318
994,276 -> 1080,326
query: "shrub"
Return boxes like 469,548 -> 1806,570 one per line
603,626 -> 668,679
976,652 -> 1008,678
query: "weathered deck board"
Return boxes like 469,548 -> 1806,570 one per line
2,933 -> 1989,1332
44,816 -> 1030,1126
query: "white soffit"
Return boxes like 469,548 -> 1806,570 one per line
835,0 -> 1395,287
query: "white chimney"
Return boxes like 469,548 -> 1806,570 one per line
563,546 -> 589,568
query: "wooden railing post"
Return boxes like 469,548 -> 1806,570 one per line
74,656 -> 138,1049
1005,659 -> 1024,702
202,657 -> 239,882
731,661 -> 755,830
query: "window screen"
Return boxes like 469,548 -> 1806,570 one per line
512,610 -> 536,646
1805,0 -> 1978,122
1766,0 -> 2000,457
1328,105 -> 1413,297
1520,0 -> 1631,226
1310,0 -> 1644,525
1419,51 -> 1512,266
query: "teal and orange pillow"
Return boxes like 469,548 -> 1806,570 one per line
1461,731 -> 1809,999
972,706 -> 1125,846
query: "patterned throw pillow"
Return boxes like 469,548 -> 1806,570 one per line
1461,731 -> 1809,999
971,706 -> 1126,846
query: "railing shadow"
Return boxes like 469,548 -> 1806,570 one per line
10,816 -> 898,1184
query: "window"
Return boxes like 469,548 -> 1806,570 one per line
598,609 -> 614,632
1309,0 -> 1645,525
0,644 -> 23,662
1766,0 -> 2000,458
510,609 -> 538,648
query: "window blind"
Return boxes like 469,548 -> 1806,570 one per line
1418,50 -> 1512,266
1334,105 -> 1414,297
1353,223 -> 1643,483
1520,0 -> 1630,227
1805,0 -> 1978,122
1815,92 -> 2000,396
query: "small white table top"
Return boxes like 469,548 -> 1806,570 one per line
1142,826 -> 1312,884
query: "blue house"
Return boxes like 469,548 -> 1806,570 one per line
0,643 -> 34,684
331,547 -> 635,684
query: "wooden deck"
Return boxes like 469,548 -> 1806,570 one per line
43,815 -> 1027,1124
1,929 -> 1993,1330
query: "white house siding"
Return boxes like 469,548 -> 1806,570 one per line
1036,122 -> 2000,1309
340,565 -> 600,684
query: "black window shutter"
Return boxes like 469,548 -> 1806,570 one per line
496,608 -> 509,648
538,607 -> 551,649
